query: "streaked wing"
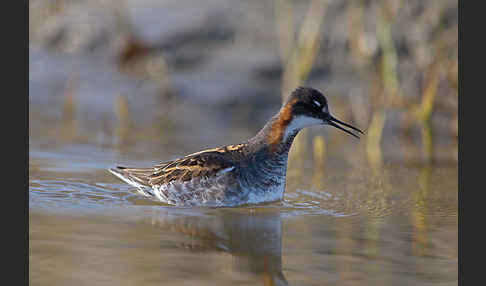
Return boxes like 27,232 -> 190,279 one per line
148,150 -> 235,186
153,160 -> 173,171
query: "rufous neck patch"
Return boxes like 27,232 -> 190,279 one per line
267,98 -> 297,153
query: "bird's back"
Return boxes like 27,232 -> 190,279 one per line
109,144 -> 249,206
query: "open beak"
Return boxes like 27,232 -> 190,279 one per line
326,115 -> 364,139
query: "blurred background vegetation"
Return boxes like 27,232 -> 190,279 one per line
29,4 -> 458,283
29,0 -> 458,168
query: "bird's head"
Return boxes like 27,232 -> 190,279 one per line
280,86 -> 363,139
263,87 -> 364,152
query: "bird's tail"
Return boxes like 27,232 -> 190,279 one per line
108,166 -> 155,197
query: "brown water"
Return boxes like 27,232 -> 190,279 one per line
29,137 -> 457,286
29,48 -> 458,284
29,1 -> 457,283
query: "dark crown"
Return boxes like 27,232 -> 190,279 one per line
284,87 -> 329,117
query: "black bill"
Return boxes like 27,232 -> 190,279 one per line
327,115 -> 364,139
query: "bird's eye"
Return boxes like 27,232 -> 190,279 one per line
313,100 -> 321,108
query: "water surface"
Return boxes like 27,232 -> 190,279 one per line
29,140 -> 457,286
29,3 -> 457,282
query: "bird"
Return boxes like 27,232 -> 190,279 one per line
109,86 -> 363,207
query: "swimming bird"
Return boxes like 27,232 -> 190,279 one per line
109,87 -> 363,206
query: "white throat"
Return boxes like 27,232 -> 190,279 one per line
283,116 -> 322,141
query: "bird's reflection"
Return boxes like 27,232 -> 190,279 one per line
149,208 -> 289,286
